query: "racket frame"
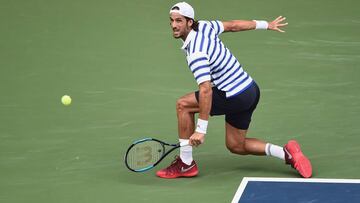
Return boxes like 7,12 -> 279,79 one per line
124,138 -> 181,172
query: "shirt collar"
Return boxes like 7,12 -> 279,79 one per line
181,29 -> 196,50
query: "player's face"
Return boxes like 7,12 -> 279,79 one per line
170,13 -> 192,40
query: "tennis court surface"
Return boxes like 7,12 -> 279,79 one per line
1,0 -> 359,202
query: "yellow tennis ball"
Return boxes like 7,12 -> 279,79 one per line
61,95 -> 72,106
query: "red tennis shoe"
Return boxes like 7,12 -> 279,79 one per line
284,140 -> 312,178
156,156 -> 198,179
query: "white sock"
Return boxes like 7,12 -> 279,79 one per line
179,139 -> 193,165
265,143 -> 285,160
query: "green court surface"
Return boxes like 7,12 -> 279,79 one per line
1,0 -> 359,202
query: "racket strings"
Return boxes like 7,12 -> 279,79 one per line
126,141 -> 164,170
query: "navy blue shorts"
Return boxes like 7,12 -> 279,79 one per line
195,82 -> 260,130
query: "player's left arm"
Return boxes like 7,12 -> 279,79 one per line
189,81 -> 212,147
222,16 -> 288,32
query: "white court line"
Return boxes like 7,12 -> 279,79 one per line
231,177 -> 360,203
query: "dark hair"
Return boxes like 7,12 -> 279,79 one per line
185,17 -> 199,31
171,6 -> 199,31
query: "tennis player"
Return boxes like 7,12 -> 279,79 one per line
156,2 -> 312,179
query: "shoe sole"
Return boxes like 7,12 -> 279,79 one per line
293,153 -> 312,178
156,171 -> 198,179
286,140 -> 312,178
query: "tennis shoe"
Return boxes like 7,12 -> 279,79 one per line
156,156 -> 198,179
284,140 -> 312,178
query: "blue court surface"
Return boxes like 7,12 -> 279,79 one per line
232,177 -> 360,203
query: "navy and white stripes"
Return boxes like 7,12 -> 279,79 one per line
181,20 -> 253,98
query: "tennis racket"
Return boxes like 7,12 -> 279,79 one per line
124,138 -> 189,172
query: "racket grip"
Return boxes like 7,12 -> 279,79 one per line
179,140 -> 190,147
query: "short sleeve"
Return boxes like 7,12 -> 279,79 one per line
209,20 -> 224,35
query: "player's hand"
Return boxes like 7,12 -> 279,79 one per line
189,132 -> 205,147
268,16 -> 288,33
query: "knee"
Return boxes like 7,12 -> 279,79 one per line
226,142 -> 248,155
176,97 -> 189,113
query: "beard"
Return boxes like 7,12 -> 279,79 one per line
173,34 -> 181,39
172,30 -> 182,38
171,27 -> 191,40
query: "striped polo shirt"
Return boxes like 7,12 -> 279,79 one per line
181,20 -> 254,98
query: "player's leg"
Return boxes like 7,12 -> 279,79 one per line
224,121 -> 285,158
224,82 -> 285,158
156,92 -> 199,178
225,122 -> 267,155
176,92 -> 199,140
225,117 -> 312,178
176,92 -> 199,165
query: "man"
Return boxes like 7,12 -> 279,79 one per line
156,2 -> 312,179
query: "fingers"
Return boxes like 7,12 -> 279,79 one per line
269,16 -> 288,32
276,28 -> 285,33
189,140 -> 197,146
189,135 -> 204,147
274,15 -> 282,22
277,23 -> 289,27
274,16 -> 286,23
269,26 -> 286,33
189,138 -> 202,147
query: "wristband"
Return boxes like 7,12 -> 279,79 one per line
195,118 -> 208,134
253,20 -> 268,30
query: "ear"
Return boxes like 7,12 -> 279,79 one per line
187,19 -> 194,27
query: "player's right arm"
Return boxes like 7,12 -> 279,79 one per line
222,16 -> 288,32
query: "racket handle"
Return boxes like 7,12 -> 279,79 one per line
180,140 -> 190,147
